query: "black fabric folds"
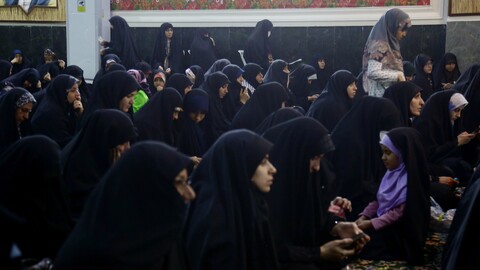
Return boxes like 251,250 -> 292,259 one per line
222,64 -> 245,121
61,109 -> 137,219
203,71 -> 231,145
413,54 -> 434,101
243,63 -> 263,89
433,52 -> 461,91
289,64 -> 316,111
189,28 -> 218,72
179,89 -> 209,157
0,135 -> 72,263
263,59 -> 289,90
54,141 -> 192,270
254,107 -> 303,135
231,81 -> 288,131
165,73 -> 193,97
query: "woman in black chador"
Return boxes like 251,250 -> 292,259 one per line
412,90 -> 475,183
382,81 -> 424,127
134,87 -> 183,146
433,52 -> 461,91
289,63 -> 318,112
329,96 -> 402,219
31,75 -> 83,148
184,129 -> 279,270
0,87 -> 36,153
203,71 -> 231,145
306,70 -> 357,132
412,53 -> 434,101
231,81 -> 288,131
150,22 -> 184,74
0,136 -> 73,266
61,109 -> 137,220
100,16 -> 142,70
189,28 -> 218,72
245,19 -> 274,71
263,117 -> 369,269
54,141 -> 195,270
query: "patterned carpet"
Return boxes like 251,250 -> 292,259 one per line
343,232 -> 447,270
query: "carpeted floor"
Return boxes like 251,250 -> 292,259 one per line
343,232 -> 447,270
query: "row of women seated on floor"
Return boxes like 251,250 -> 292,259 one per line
0,71 -> 476,269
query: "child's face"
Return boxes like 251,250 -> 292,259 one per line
380,144 -> 400,170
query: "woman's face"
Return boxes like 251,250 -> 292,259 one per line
175,168 -> 196,203
317,59 -> 326,70
173,107 -> 183,120
67,83 -> 81,104
423,60 -> 433,74
445,62 -> 456,72
381,144 -> 400,170
218,84 -> 229,99
309,154 -> 324,173
15,102 -> 33,125
396,29 -> 407,41
119,91 -> 137,112
112,141 -> 130,163
256,72 -> 264,84
251,155 -> 277,193
450,107 -> 463,122
188,111 -> 206,124
154,78 -> 165,91
236,75 -> 244,85
346,81 -> 357,99
164,28 -> 173,39
409,92 -> 424,117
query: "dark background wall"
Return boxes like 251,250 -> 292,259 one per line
0,24 -> 445,75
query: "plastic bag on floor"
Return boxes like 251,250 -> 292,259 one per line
430,196 -> 456,232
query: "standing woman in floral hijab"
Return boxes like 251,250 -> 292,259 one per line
362,8 -> 412,97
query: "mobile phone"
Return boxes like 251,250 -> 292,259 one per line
348,233 -> 366,248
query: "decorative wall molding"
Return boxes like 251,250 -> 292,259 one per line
113,2 -> 443,27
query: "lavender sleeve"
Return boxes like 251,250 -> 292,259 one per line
359,201 -> 379,219
370,204 -> 405,230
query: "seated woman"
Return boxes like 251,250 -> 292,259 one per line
412,53 -> 434,101
83,70 -> 140,120
165,73 -> 194,97
289,63 -> 318,112
61,109 -> 137,220
263,117 -> 369,269
184,129 -> 279,270
306,70 -> 357,132
242,62 -> 263,94
433,52 -> 461,91
222,64 -> 249,121
0,88 -> 36,153
263,59 -> 290,92
134,87 -> 183,146
0,136 -> 72,267
54,141 -> 195,269
355,127 -> 430,265
203,71 -> 231,145
382,81 -> 424,127
179,89 -> 209,163
31,75 -> 83,148
413,90 -> 476,184
231,81 -> 288,131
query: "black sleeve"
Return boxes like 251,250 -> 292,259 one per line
278,245 -> 321,263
